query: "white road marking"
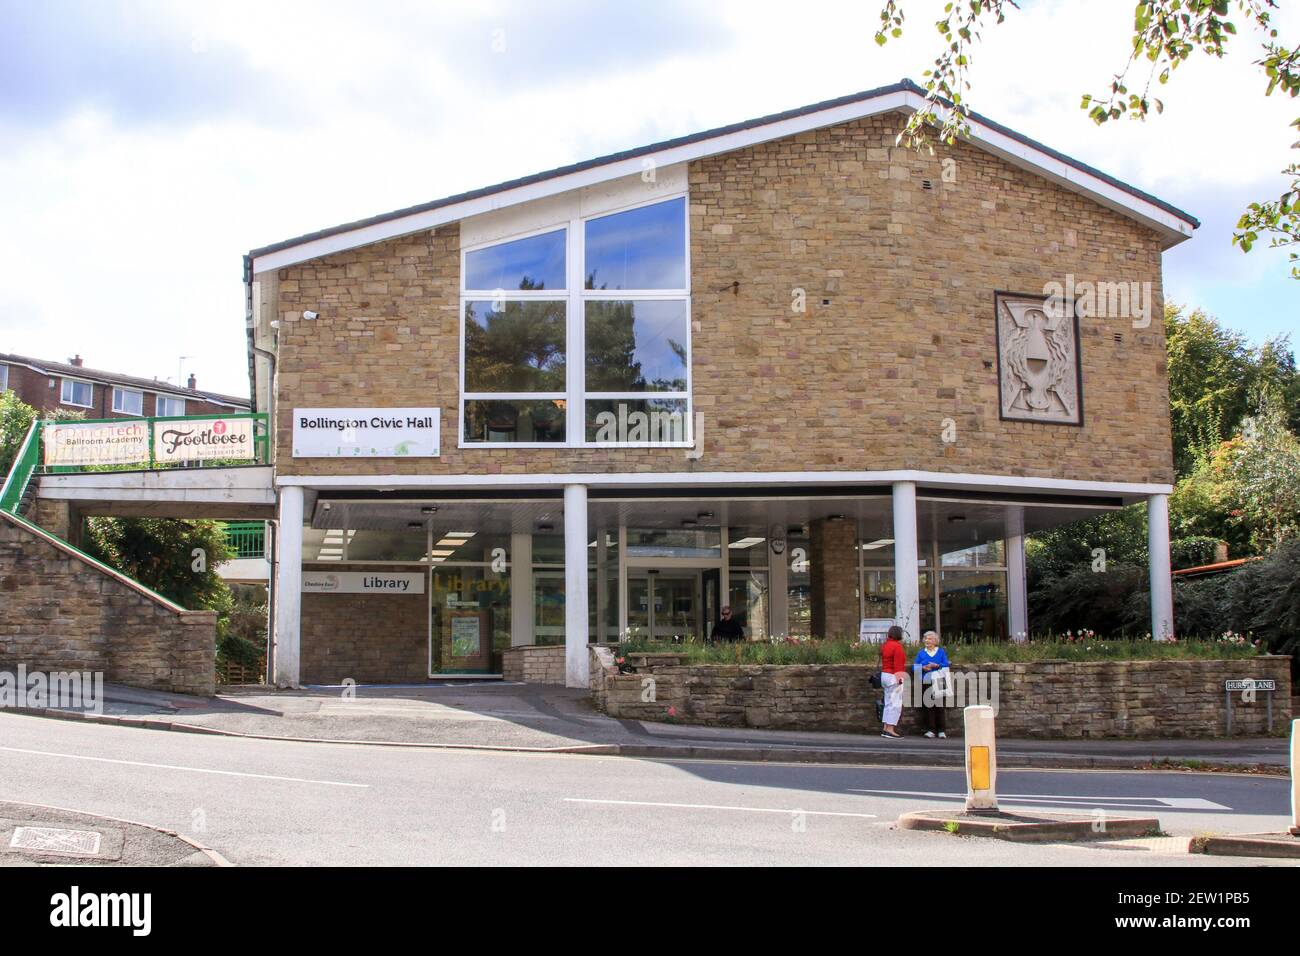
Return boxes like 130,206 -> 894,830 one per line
846,788 -> 1229,810
0,745 -> 369,789
565,797 -> 876,818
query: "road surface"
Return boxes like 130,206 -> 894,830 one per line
0,713 -> 1289,866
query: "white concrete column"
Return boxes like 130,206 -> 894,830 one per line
1290,718 -> 1299,835
1005,506 -> 1028,642
1147,493 -> 1175,641
563,484 -> 590,687
273,486 -> 303,688
510,532 -> 533,647
891,481 -> 920,642
595,526 -> 609,642
768,527 -> 789,639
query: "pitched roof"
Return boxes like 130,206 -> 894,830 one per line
247,79 -> 1198,272
0,351 -> 250,408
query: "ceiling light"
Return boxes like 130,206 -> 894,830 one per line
430,549 -> 456,557
861,538 -> 894,550
421,506 -> 438,515
436,538 -> 464,547
728,537 -> 765,549
446,531 -> 474,538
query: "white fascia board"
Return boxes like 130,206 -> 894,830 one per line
965,115 -> 1193,248
252,89 -> 1191,274
250,91 -> 915,273
278,469 -> 1172,500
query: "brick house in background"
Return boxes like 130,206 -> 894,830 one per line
243,81 -> 1198,689
0,352 -> 250,419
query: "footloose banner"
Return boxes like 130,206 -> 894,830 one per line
292,408 -> 440,458
152,417 -> 255,463
43,421 -> 150,466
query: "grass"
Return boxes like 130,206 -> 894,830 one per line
617,635 -> 1265,666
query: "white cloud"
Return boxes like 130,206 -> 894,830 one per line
0,0 -> 1294,398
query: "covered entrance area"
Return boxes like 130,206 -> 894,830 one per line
274,476 -> 1176,690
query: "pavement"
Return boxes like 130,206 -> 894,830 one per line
0,800 -> 222,866
10,681 -> 1292,772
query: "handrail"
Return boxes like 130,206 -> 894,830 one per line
0,419 -> 41,515
35,411 -> 269,474
223,520 -> 268,558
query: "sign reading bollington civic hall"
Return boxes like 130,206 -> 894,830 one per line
292,408 -> 440,458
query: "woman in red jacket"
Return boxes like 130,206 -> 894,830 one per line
879,625 -> 907,738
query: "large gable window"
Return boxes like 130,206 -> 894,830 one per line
460,196 -> 690,447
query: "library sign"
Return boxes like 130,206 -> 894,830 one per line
292,408 -> 440,458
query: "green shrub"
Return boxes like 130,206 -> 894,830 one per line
617,635 -> 1261,666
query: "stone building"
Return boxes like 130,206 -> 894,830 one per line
243,81 -> 1196,688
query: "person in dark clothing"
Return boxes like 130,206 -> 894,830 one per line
710,606 -> 745,642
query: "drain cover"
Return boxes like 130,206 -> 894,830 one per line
10,826 -> 102,856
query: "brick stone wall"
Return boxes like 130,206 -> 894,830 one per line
270,111 -> 1171,485
810,517 -> 858,639
591,655 -> 1292,738
300,566 -> 428,683
0,513 -> 215,695
502,644 -> 566,684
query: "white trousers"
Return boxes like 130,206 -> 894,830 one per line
881,672 -> 904,725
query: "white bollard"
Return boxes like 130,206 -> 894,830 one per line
964,705 -> 998,814
1291,718 -> 1299,836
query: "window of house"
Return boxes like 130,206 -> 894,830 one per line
60,379 -> 93,408
156,395 -> 186,417
112,387 -> 144,416
0,364 -> 8,392
460,195 -> 690,446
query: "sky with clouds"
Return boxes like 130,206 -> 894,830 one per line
1,0 -> 1295,398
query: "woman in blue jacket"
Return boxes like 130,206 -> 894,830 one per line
913,630 -> 950,738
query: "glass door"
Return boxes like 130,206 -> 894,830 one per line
626,569 -> 705,642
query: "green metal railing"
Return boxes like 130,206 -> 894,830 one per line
223,521 -> 267,558
35,412 -> 269,476
0,419 -> 41,515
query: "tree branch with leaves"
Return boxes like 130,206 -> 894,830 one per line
875,0 -> 1299,277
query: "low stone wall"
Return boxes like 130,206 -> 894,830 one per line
589,650 -> 1293,738
0,511 -> 216,696
503,644 -> 566,684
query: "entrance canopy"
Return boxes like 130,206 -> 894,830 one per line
285,487 -> 1123,684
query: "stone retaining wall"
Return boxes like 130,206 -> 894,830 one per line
0,511 -> 216,696
589,650 -> 1292,738
503,644 -> 566,684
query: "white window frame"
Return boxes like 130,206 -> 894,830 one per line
458,192 -> 692,448
112,386 -> 144,415
60,378 -> 93,408
156,395 -> 186,417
